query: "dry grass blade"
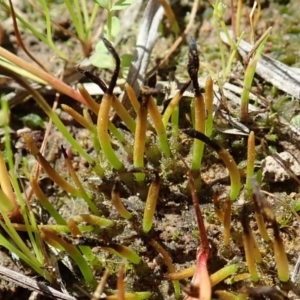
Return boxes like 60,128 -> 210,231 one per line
8,0 -> 48,72
0,265 -> 76,300
91,269 -> 110,300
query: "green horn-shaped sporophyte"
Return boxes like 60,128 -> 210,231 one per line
143,170 -> 160,233
183,129 -> 241,200
188,38 -> 206,174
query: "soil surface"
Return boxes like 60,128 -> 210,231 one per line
1,0 -> 300,300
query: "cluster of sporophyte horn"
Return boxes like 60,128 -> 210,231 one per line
0,36 -> 293,299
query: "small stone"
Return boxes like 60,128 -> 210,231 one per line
262,151 -> 300,182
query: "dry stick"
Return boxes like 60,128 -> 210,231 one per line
213,189 -> 224,222
0,265 -> 76,300
236,0 -> 243,38
149,239 -> 180,298
230,0 -> 236,40
91,269 -> 110,300
8,0 -> 49,72
147,0 -> 199,77
223,197 -> 231,246
117,264 -> 125,300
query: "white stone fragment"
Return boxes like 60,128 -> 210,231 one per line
262,151 -> 300,182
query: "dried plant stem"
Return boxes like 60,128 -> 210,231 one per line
150,239 -> 180,299
30,178 -> 66,225
91,269 -> 109,300
117,264 -> 125,300
61,146 -> 100,215
236,0 -> 243,37
24,135 -> 80,196
40,227 -> 94,283
213,189 -> 224,222
223,197 -> 232,246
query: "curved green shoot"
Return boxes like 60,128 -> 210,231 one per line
41,227 -> 94,283
133,96 -> 148,182
97,94 -> 124,170
162,80 -> 191,127
204,76 -> 214,138
148,95 -> 170,158
143,172 -> 160,233
111,180 -> 132,219
184,129 -> 241,200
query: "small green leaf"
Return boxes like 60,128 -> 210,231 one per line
121,54 -> 132,68
93,0 -> 110,9
120,54 -> 132,78
111,0 -> 135,10
90,40 -> 115,69
21,114 -> 44,128
110,16 -> 120,38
